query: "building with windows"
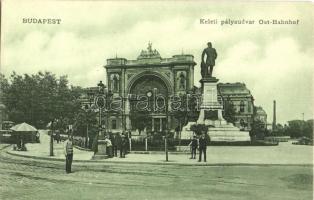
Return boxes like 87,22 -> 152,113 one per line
217,83 -> 255,130
80,44 -> 267,134
104,43 -> 196,134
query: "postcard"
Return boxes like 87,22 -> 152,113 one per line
0,1 -> 313,200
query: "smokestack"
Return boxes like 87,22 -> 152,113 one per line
272,100 -> 276,131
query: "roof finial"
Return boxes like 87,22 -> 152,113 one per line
148,41 -> 152,52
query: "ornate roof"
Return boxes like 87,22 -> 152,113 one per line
137,42 -> 161,59
218,83 -> 251,95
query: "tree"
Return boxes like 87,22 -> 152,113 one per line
250,118 -> 267,140
1,71 -> 82,128
223,98 -> 236,124
73,108 -> 97,137
172,94 -> 189,136
285,120 -> 313,139
190,124 -> 208,136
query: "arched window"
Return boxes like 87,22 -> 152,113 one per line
240,101 -> 245,113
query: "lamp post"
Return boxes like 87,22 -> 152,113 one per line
50,120 -> 54,156
49,118 -> 58,156
93,81 -> 112,159
165,95 -> 169,162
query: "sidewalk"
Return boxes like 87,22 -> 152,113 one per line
6,133 -> 313,165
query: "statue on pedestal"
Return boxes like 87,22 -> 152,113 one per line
201,42 -> 218,78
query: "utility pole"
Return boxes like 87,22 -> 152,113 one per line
165,96 -> 169,162
50,120 -> 54,156
272,100 -> 277,131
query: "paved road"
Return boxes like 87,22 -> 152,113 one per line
0,146 -> 312,200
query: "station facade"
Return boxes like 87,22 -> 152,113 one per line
81,44 -> 266,135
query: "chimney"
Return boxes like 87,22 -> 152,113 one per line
272,100 -> 276,131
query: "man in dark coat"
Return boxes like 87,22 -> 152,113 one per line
118,133 -> 125,158
92,133 -> 99,155
189,135 -> 198,159
110,133 -> 118,157
201,42 -> 218,78
198,132 -> 208,162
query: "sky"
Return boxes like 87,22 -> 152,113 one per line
1,0 -> 313,124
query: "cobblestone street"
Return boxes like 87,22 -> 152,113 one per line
0,145 -> 312,200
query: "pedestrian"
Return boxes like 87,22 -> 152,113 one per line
119,134 -> 125,158
64,135 -> 74,173
189,135 -> 198,159
124,134 -> 130,155
92,133 -> 99,155
56,132 -> 61,143
110,133 -> 118,157
104,136 -> 113,158
198,132 -> 208,162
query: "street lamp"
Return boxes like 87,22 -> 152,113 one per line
165,95 -> 169,162
49,118 -> 58,156
92,81 -> 113,159
83,90 -> 95,148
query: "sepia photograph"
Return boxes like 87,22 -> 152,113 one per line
0,0 -> 313,199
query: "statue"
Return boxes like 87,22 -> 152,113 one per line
178,72 -> 186,89
97,81 -> 105,94
113,74 -> 119,92
201,42 -> 217,78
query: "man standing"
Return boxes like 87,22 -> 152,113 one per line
92,133 -> 99,155
189,135 -> 198,159
198,132 -> 208,162
64,135 -> 73,173
118,134 -> 125,158
110,134 -> 118,157
104,136 -> 113,158
201,42 -> 218,78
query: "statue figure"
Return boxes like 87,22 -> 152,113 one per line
113,75 -> 119,92
97,81 -> 105,94
201,42 -> 217,78
111,74 -> 119,92
178,72 -> 186,89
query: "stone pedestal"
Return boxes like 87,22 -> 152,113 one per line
182,76 -> 251,142
197,77 -> 224,123
92,138 -> 109,160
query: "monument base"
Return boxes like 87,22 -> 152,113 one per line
180,76 -> 251,142
205,121 -> 251,142
92,139 -> 109,160
181,120 -> 251,142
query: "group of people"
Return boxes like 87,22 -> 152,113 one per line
188,132 -> 209,162
102,133 -> 129,158
63,131 -> 209,174
63,132 -> 130,174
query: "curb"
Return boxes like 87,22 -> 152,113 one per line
4,150 -> 313,167
0,144 -> 12,151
